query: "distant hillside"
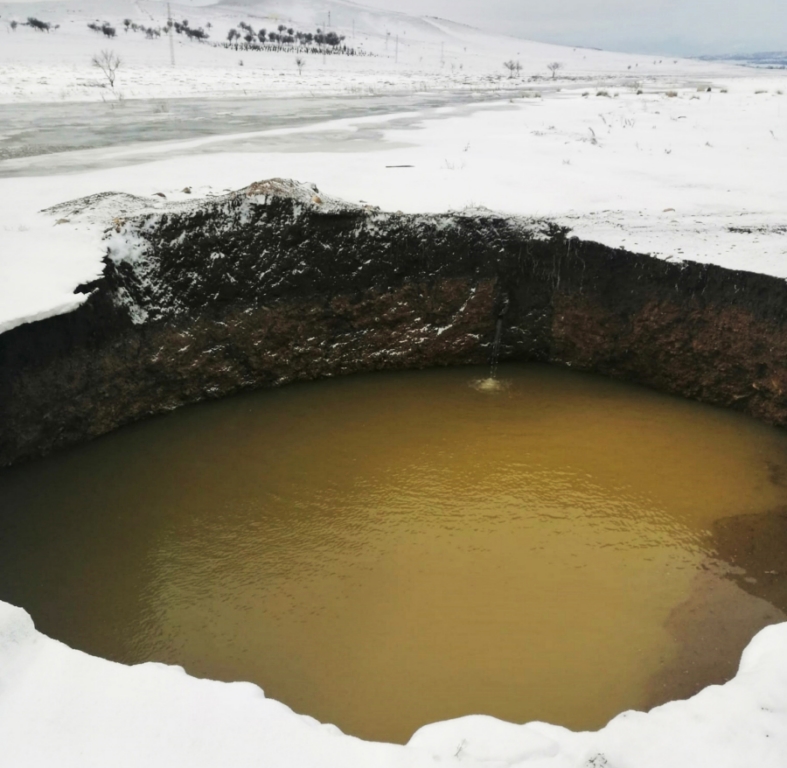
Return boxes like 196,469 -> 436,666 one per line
0,0 -> 736,104
698,52 -> 787,69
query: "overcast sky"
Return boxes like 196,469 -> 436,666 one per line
359,0 -> 787,56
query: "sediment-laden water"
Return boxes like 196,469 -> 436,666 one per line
1,364 -> 786,743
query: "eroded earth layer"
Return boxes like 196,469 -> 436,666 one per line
2,178 -> 787,465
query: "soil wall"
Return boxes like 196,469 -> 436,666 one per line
2,181 -> 786,466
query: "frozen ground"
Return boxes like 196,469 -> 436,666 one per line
1,1 -> 787,765
1,72 -> 786,333
0,90 -> 522,161
1,599 -> 787,767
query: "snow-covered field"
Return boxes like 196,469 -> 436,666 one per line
1,0 -> 787,765
1,72 -> 785,333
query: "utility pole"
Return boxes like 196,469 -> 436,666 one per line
167,3 -> 175,66
328,10 -> 331,28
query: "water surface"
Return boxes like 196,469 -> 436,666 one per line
1,363 -> 786,743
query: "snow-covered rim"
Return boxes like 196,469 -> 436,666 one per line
0,598 -> 785,767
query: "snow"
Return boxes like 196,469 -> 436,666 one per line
1,2 -> 787,763
0,186 -> 106,334
0,0 -> 739,103
2,73 -> 786,333
1,598 -> 786,767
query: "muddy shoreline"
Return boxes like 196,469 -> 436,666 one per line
2,179 -> 787,466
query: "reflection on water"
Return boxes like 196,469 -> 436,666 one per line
1,363 -> 787,743
471,376 -> 509,392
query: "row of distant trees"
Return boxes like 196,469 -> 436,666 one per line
7,17 -> 59,32
123,18 -> 164,39
229,22 -> 344,47
89,18 -> 209,41
81,16 -> 361,56
223,21 -> 362,57
167,18 -> 209,41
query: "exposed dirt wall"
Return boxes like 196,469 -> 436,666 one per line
2,182 -> 786,466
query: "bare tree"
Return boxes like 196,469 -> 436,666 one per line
295,57 -> 305,75
547,61 -> 563,79
503,60 -> 521,79
91,49 -> 121,90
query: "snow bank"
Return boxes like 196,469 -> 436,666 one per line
1,599 -> 786,767
0,202 -> 105,335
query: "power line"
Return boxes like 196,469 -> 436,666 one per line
167,3 -> 175,66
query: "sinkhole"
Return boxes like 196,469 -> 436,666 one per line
1,363 -> 786,744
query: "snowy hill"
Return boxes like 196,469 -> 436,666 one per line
0,0 -> 737,102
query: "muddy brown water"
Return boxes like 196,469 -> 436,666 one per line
1,364 -> 787,744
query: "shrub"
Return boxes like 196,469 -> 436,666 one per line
26,17 -> 51,32
503,60 -> 522,78
88,21 -> 116,38
547,61 -> 563,79
184,26 -> 208,41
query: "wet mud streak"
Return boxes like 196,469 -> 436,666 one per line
646,502 -> 787,707
645,571 -> 786,707
712,506 -> 787,614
